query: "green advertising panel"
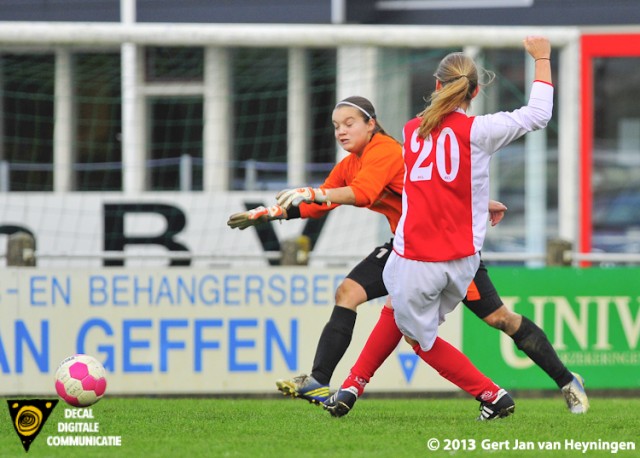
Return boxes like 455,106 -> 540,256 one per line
462,267 -> 640,389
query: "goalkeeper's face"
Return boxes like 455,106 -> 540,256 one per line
332,106 -> 376,156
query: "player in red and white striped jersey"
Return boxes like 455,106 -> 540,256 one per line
389,37 -> 553,356
326,36 -> 587,419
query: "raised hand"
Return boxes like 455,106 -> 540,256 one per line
523,35 -> 551,60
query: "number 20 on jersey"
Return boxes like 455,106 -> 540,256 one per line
407,128 -> 460,183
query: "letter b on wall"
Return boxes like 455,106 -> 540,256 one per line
103,203 -> 190,266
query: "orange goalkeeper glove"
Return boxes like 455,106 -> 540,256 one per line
227,205 -> 287,230
276,187 -> 329,209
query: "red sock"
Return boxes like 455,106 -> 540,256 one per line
413,337 -> 500,401
342,306 -> 403,396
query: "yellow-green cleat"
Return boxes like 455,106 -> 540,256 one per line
276,374 -> 330,405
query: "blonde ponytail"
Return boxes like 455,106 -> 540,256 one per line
417,52 -> 494,138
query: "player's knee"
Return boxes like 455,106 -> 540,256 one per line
335,280 -> 366,311
483,308 -> 509,331
483,307 -> 522,334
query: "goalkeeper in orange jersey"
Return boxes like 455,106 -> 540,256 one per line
227,95 -> 588,418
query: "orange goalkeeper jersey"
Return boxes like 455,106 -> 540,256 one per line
299,133 -> 404,234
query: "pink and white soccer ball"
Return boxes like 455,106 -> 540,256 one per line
55,354 -> 107,407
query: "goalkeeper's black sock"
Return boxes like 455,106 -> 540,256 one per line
510,316 -> 573,388
310,305 -> 357,386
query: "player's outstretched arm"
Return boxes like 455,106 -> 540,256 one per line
276,186 -> 357,210
227,205 -> 287,230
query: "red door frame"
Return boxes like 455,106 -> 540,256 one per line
580,34 -> 640,259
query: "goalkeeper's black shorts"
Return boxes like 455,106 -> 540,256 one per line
346,238 -> 393,301
346,239 -> 504,318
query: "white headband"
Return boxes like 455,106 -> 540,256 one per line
335,101 -> 375,120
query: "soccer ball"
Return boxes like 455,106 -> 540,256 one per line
54,354 -> 107,407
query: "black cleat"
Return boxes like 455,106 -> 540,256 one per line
477,389 -> 515,421
323,386 -> 359,417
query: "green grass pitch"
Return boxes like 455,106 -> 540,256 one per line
2,396 -> 638,457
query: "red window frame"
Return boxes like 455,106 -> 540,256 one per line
580,34 -> 640,259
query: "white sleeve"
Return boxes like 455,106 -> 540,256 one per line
472,81 -> 554,154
